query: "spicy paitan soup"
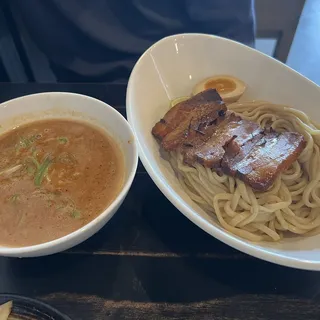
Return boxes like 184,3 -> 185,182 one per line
0,119 -> 124,247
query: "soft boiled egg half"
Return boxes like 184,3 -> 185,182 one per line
192,75 -> 247,102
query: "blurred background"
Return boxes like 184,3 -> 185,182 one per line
0,0 -> 319,84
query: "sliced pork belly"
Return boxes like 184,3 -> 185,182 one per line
152,89 -> 227,150
223,131 -> 306,191
185,114 -> 262,168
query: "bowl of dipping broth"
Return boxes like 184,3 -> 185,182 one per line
0,92 -> 138,257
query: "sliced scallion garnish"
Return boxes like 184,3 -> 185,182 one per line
71,209 -> 81,219
9,194 -> 19,203
57,137 -> 68,144
34,155 -> 52,187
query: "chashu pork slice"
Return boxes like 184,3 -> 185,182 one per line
222,131 -> 306,191
152,89 -> 227,151
185,113 -> 263,168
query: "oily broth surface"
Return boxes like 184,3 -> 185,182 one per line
0,119 -> 124,247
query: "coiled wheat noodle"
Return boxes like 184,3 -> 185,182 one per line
168,101 -> 320,242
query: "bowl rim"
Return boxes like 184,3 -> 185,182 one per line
0,293 -> 72,319
0,91 -> 139,256
127,33 -> 320,270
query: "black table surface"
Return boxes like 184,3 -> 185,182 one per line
0,83 -> 320,320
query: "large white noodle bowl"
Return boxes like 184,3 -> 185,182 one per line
127,33 -> 320,270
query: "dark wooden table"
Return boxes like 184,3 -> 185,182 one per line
0,83 -> 320,320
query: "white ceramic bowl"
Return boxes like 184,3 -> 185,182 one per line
0,92 -> 138,257
127,33 -> 320,270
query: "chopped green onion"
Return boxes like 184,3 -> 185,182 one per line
58,152 -> 76,165
26,165 -> 36,176
26,156 -> 40,170
57,137 -> 68,144
9,194 -> 19,203
26,152 -> 53,186
16,135 -> 36,150
31,157 -> 40,169
34,155 -> 52,187
71,209 -> 81,219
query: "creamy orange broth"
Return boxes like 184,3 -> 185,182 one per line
0,119 -> 124,247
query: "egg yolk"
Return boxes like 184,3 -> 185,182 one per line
205,78 -> 236,94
